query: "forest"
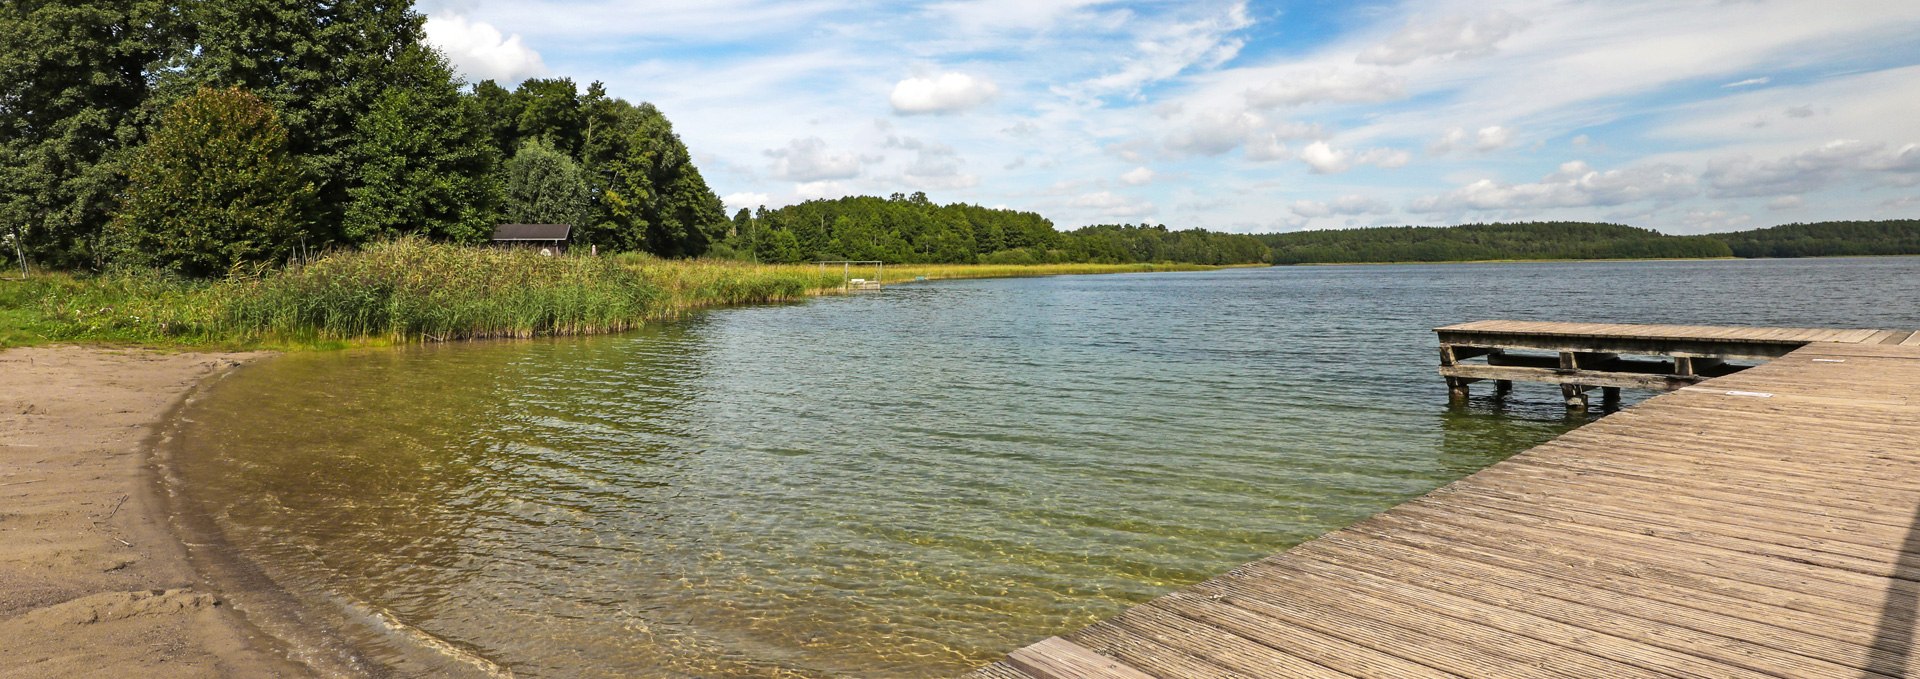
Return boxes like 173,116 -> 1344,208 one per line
716,193 -> 1271,265
1258,220 -> 1920,265
2,0 -> 725,276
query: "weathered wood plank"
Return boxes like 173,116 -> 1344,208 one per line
1007,637 -> 1156,679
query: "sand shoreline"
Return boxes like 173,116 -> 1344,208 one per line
0,346 -> 307,677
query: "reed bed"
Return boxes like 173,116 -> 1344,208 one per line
1,241 -> 1248,349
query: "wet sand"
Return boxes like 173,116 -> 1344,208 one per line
0,346 -> 303,678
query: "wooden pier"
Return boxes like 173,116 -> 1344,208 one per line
1436,320 -> 1916,408
964,322 -> 1920,679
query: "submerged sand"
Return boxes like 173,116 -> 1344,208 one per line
0,346 -> 304,678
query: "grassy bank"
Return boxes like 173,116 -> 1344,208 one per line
0,241 -> 1246,349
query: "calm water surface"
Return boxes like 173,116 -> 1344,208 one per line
172,258 -> 1920,677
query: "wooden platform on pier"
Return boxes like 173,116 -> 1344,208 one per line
964,337 -> 1920,678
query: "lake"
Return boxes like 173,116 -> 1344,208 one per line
169,257 -> 1920,677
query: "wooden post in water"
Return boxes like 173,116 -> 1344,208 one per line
1440,345 -> 1471,401
1558,351 -> 1589,409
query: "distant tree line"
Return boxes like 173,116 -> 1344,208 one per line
1713,220 -> 1920,258
1,0 -> 724,276
1258,220 -> 1920,265
714,193 -> 1273,265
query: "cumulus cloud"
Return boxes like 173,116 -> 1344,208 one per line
766,137 -> 865,182
1121,166 -> 1156,185
1430,125 -> 1514,154
1704,139 -> 1920,197
1246,69 -> 1404,108
1299,141 -> 1410,174
1357,11 -> 1529,66
1162,109 -> 1320,159
1291,194 -> 1391,218
1409,160 -> 1699,213
722,192 -> 771,212
424,13 -> 547,83
1071,191 -> 1156,219
890,72 -> 999,114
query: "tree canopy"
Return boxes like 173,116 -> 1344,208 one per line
106,87 -> 314,276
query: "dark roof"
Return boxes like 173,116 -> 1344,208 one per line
492,223 -> 571,241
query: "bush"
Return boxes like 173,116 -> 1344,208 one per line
107,87 -> 315,276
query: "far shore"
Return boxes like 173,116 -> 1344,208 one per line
1275,253 -> 1920,267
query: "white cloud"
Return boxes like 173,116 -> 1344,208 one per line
1766,195 -> 1804,210
1357,11 -> 1529,66
765,137 -> 865,182
1161,109 -> 1320,159
890,72 -> 999,114
1410,160 -> 1699,213
1120,166 -> 1155,185
423,13 -> 547,83
722,192 -> 771,212
886,135 -> 980,189
1430,125 -> 1514,154
1070,3 -> 1251,98
1722,77 -> 1771,88
1291,194 -> 1391,218
1704,139 -> 1920,197
1245,69 -> 1404,109
1299,141 -> 1410,174
794,180 -> 851,200
1783,105 -> 1817,119
1070,191 -> 1156,219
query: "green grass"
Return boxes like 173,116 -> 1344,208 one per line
0,240 -> 1252,350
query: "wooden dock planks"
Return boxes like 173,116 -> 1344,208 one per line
963,338 -> 1920,678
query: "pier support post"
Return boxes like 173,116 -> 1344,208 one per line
1447,377 -> 1471,401
1602,386 -> 1621,405
1495,380 -> 1513,397
1562,384 -> 1589,409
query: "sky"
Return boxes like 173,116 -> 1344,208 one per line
418,0 -> 1920,234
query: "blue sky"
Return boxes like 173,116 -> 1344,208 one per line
419,0 -> 1920,234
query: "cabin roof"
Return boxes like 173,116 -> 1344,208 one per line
492,223 -> 571,241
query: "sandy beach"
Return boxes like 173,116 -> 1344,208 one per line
0,346 -> 303,678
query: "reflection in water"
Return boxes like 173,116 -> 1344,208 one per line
174,257 -> 1920,677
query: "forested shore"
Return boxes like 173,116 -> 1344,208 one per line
1259,220 -> 1920,265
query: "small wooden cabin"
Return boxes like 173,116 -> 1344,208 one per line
492,224 -> 571,255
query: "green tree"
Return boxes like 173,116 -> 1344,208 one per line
167,0 -> 427,242
340,46 -> 501,244
502,139 -> 592,228
598,104 -> 727,257
0,0 -> 177,268
513,78 -> 583,156
108,87 -> 314,276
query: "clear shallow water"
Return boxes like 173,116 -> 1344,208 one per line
173,258 -> 1920,677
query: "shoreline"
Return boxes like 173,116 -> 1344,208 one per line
0,346 -> 301,677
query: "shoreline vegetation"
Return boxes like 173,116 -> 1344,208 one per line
1259,219 -> 1920,265
0,239 -> 1234,350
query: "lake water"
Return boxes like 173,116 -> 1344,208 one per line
169,257 -> 1920,677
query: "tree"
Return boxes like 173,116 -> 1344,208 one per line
340,46 -> 501,244
513,78 -> 583,156
501,139 -> 592,228
0,0 -> 176,268
166,0 -> 427,243
107,87 -> 314,276
597,103 -> 727,257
